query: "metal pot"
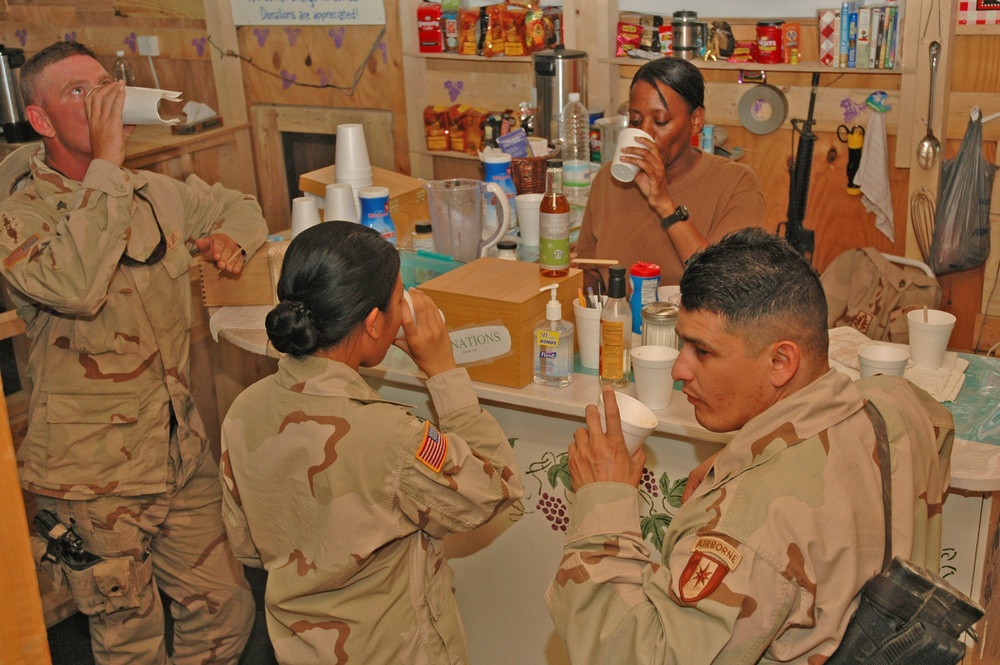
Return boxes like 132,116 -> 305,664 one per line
0,44 -> 37,144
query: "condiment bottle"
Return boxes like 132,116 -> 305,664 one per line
629,262 -> 660,335
482,152 -> 518,231
600,265 -> 631,389
358,186 -> 397,246
411,221 -> 436,282
534,284 -> 574,387
411,221 -> 435,253
539,158 -> 570,277
641,302 -> 678,349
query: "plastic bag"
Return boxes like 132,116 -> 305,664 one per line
930,108 -> 998,275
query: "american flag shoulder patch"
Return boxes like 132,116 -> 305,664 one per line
415,421 -> 448,473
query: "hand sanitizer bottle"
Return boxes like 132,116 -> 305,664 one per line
534,284 -> 574,387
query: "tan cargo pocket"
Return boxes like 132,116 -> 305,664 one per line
63,555 -> 153,616
47,393 -> 139,425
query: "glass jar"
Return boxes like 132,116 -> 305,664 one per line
641,302 -> 678,349
496,239 -> 518,261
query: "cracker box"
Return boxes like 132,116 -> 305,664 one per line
418,258 -> 582,388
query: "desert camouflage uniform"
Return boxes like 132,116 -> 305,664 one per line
0,151 -> 267,664
821,247 -> 941,344
547,370 -> 953,664
220,356 -> 524,665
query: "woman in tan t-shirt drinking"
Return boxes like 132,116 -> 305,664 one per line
575,57 -> 768,289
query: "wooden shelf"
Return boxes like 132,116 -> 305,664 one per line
600,56 -> 908,75
413,148 -> 480,161
403,51 -> 534,63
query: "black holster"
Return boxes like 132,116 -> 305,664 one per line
827,557 -> 983,665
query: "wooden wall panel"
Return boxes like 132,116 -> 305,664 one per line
0,5 -> 220,116
113,0 -> 204,19
236,1 -> 410,174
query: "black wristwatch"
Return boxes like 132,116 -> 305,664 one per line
660,205 -> 689,231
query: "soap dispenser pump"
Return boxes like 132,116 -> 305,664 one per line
534,284 -> 575,387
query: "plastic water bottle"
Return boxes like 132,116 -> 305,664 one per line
112,50 -> 136,86
560,92 -> 591,206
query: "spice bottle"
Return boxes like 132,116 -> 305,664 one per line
641,302 -> 678,349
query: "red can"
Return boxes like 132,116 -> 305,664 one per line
755,21 -> 784,64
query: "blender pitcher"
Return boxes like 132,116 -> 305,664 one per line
425,179 -> 510,263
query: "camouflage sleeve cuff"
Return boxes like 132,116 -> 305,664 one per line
425,367 -> 480,417
566,483 -> 643,544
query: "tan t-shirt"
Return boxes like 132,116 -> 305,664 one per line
576,149 -> 767,288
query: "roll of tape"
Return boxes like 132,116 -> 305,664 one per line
737,84 -> 789,135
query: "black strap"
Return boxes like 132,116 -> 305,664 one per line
862,401 -> 893,573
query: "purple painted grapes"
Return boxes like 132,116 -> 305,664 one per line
642,468 -> 659,497
537,492 -> 568,532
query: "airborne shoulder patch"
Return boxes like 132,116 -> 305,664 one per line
415,421 -> 449,473
678,536 -> 742,603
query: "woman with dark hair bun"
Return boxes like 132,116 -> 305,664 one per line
576,57 -> 767,289
220,222 -> 524,664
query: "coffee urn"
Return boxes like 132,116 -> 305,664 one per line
532,46 -> 587,143
1,44 -> 37,144
671,11 -> 706,61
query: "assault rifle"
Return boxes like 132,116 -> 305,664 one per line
35,509 -> 103,571
777,72 -> 820,263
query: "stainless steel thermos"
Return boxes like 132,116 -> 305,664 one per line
0,44 -> 36,144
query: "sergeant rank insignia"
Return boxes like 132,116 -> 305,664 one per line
678,535 -> 742,602
416,421 -> 448,473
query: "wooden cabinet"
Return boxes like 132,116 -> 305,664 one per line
125,124 -> 258,199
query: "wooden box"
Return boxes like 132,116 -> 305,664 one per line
199,239 -> 288,307
419,258 -> 582,388
298,165 -> 429,246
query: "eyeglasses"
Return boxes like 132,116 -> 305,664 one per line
119,190 -> 167,267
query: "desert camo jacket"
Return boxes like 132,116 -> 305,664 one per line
547,370 -> 953,665
220,356 -> 525,665
0,152 -> 267,499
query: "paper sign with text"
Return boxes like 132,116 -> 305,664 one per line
230,0 -> 386,26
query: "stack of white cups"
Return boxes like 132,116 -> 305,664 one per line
334,123 -> 374,219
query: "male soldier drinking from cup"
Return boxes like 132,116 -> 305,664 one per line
0,41 -> 265,664
547,228 -> 953,663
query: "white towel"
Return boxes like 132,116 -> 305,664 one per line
856,110 -> 894,240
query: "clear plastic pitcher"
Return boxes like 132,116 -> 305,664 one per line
425,179 -> 511,263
